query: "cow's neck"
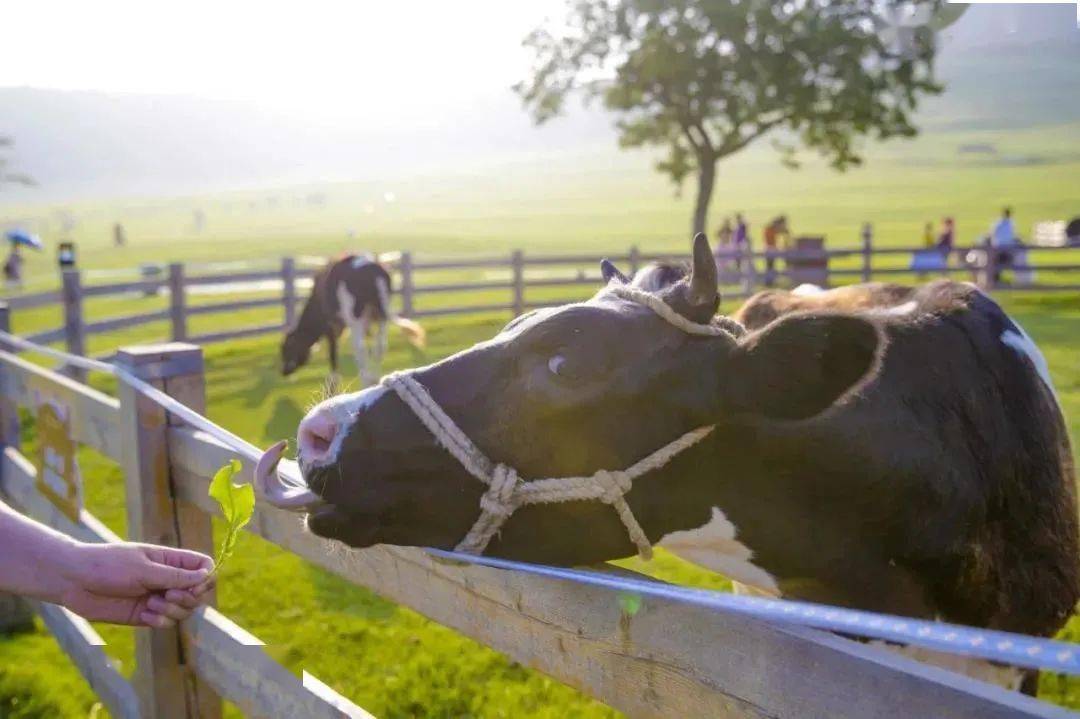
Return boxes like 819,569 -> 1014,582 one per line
292,291 -> 329,347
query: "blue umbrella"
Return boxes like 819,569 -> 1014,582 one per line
5,229 -> 43,250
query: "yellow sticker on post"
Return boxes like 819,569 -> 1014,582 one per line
34,400 -> 83,522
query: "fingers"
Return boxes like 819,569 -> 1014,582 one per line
139,556 -> 214,591
142,545 -> 215,572
146,594 -> 193,623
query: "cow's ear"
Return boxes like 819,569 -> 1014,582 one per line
600,259 -> 629,285
724,313 -> 882,420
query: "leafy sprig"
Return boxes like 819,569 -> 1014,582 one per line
207,459 -> 255,574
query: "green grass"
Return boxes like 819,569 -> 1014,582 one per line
2,119 -> 1080,716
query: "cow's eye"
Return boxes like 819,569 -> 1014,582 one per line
548,354 -> 568,376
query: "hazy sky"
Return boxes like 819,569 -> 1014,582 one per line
1,1 -> 563,120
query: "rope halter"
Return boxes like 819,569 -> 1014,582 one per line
379,283 -> 744,559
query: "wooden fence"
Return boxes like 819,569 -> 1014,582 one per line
1,317 -> 1078,715
2,242 -> 1078,372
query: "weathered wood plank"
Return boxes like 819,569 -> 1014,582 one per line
0,349 -> 122,461
30,601 -> 142,719
82,279 -> 164,297
84,310 -> 171,335
183,607 -> 372,719
23,327 -> 67,346
0,305 -> 35,634
188,322 -> 283,345
412,304 -> 513,318
5,290 -> 62,310
413,281 -> 513,294
411,257 -> 507,270
184,270 -> 281,286
168,428 -> 1072,719
184,297 -> 283,316
117,345 -> 201,719
61,270 -> 85,381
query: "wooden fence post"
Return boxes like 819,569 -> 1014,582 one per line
169,263 -> 187,342
0,301 -> 35,634
281,257 -> 296,328
861,225 -> 873,284
628,245 -> 641,276
511,250 -> 525,317
741,243 -> 755,296
400,251 -> 415,318
61,269 -> 86,381
116,343 -> 222,719
984,245 -> 999,291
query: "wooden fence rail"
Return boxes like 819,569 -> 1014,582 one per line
2,243 -> 1078,366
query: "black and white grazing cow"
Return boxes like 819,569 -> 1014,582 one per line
261,236 -> 1078,687
281,255 -> 425,385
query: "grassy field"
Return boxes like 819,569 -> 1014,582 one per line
2,120 -> 1080,717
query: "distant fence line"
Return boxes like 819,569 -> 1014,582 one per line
2,242 -> 1079,375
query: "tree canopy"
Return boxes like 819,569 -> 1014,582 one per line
516,0 -> 947,235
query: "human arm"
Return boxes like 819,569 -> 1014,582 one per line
0,498 -> 214,627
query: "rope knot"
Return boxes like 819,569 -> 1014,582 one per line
594,469 -> 633,504
479,464 -> 520,518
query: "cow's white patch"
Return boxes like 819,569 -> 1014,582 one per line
659,507 -> 780,595
792,283 -> 825,296
303,385 -> 389,464
1001,322 -> 1058,400
337,283 -> 374,384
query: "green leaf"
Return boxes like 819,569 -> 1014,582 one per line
617,592 -> 642,617
207,459 -> 255,573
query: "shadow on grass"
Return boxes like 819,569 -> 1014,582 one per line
261,396 -> 305,445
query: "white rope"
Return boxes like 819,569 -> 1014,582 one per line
379,285 -> 736,559
608,285 -> 745,338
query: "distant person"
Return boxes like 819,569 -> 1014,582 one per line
923,222 -> 935,248
936,217 -> 955,258
3,244 -> 23,288
990,207 -> 1019,283
715,217 -> 734,270
763,215 -> 788,287
113,222 -> 127,247
733,212 -> 751,274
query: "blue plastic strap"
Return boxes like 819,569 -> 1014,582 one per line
428,548 -> 1080,675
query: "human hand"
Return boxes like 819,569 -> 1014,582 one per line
55,542 -> 215,628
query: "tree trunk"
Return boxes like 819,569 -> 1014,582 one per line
692,157 -> 717,238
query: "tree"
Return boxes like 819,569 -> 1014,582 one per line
516,0 -> 946,235
0,136 -> 35,189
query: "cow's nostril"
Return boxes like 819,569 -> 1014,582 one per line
298,412 -> 338,461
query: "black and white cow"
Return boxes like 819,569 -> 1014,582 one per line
281,255 -> 425,385
262,236 -> 1078,687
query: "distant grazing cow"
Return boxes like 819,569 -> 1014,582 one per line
262,236 -> 1077,690
281,254 -> 425,385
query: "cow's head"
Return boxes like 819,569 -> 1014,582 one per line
261,235 -> 883,566
280,330 -> 311,376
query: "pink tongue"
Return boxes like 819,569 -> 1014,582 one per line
254,440 -> 325,511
